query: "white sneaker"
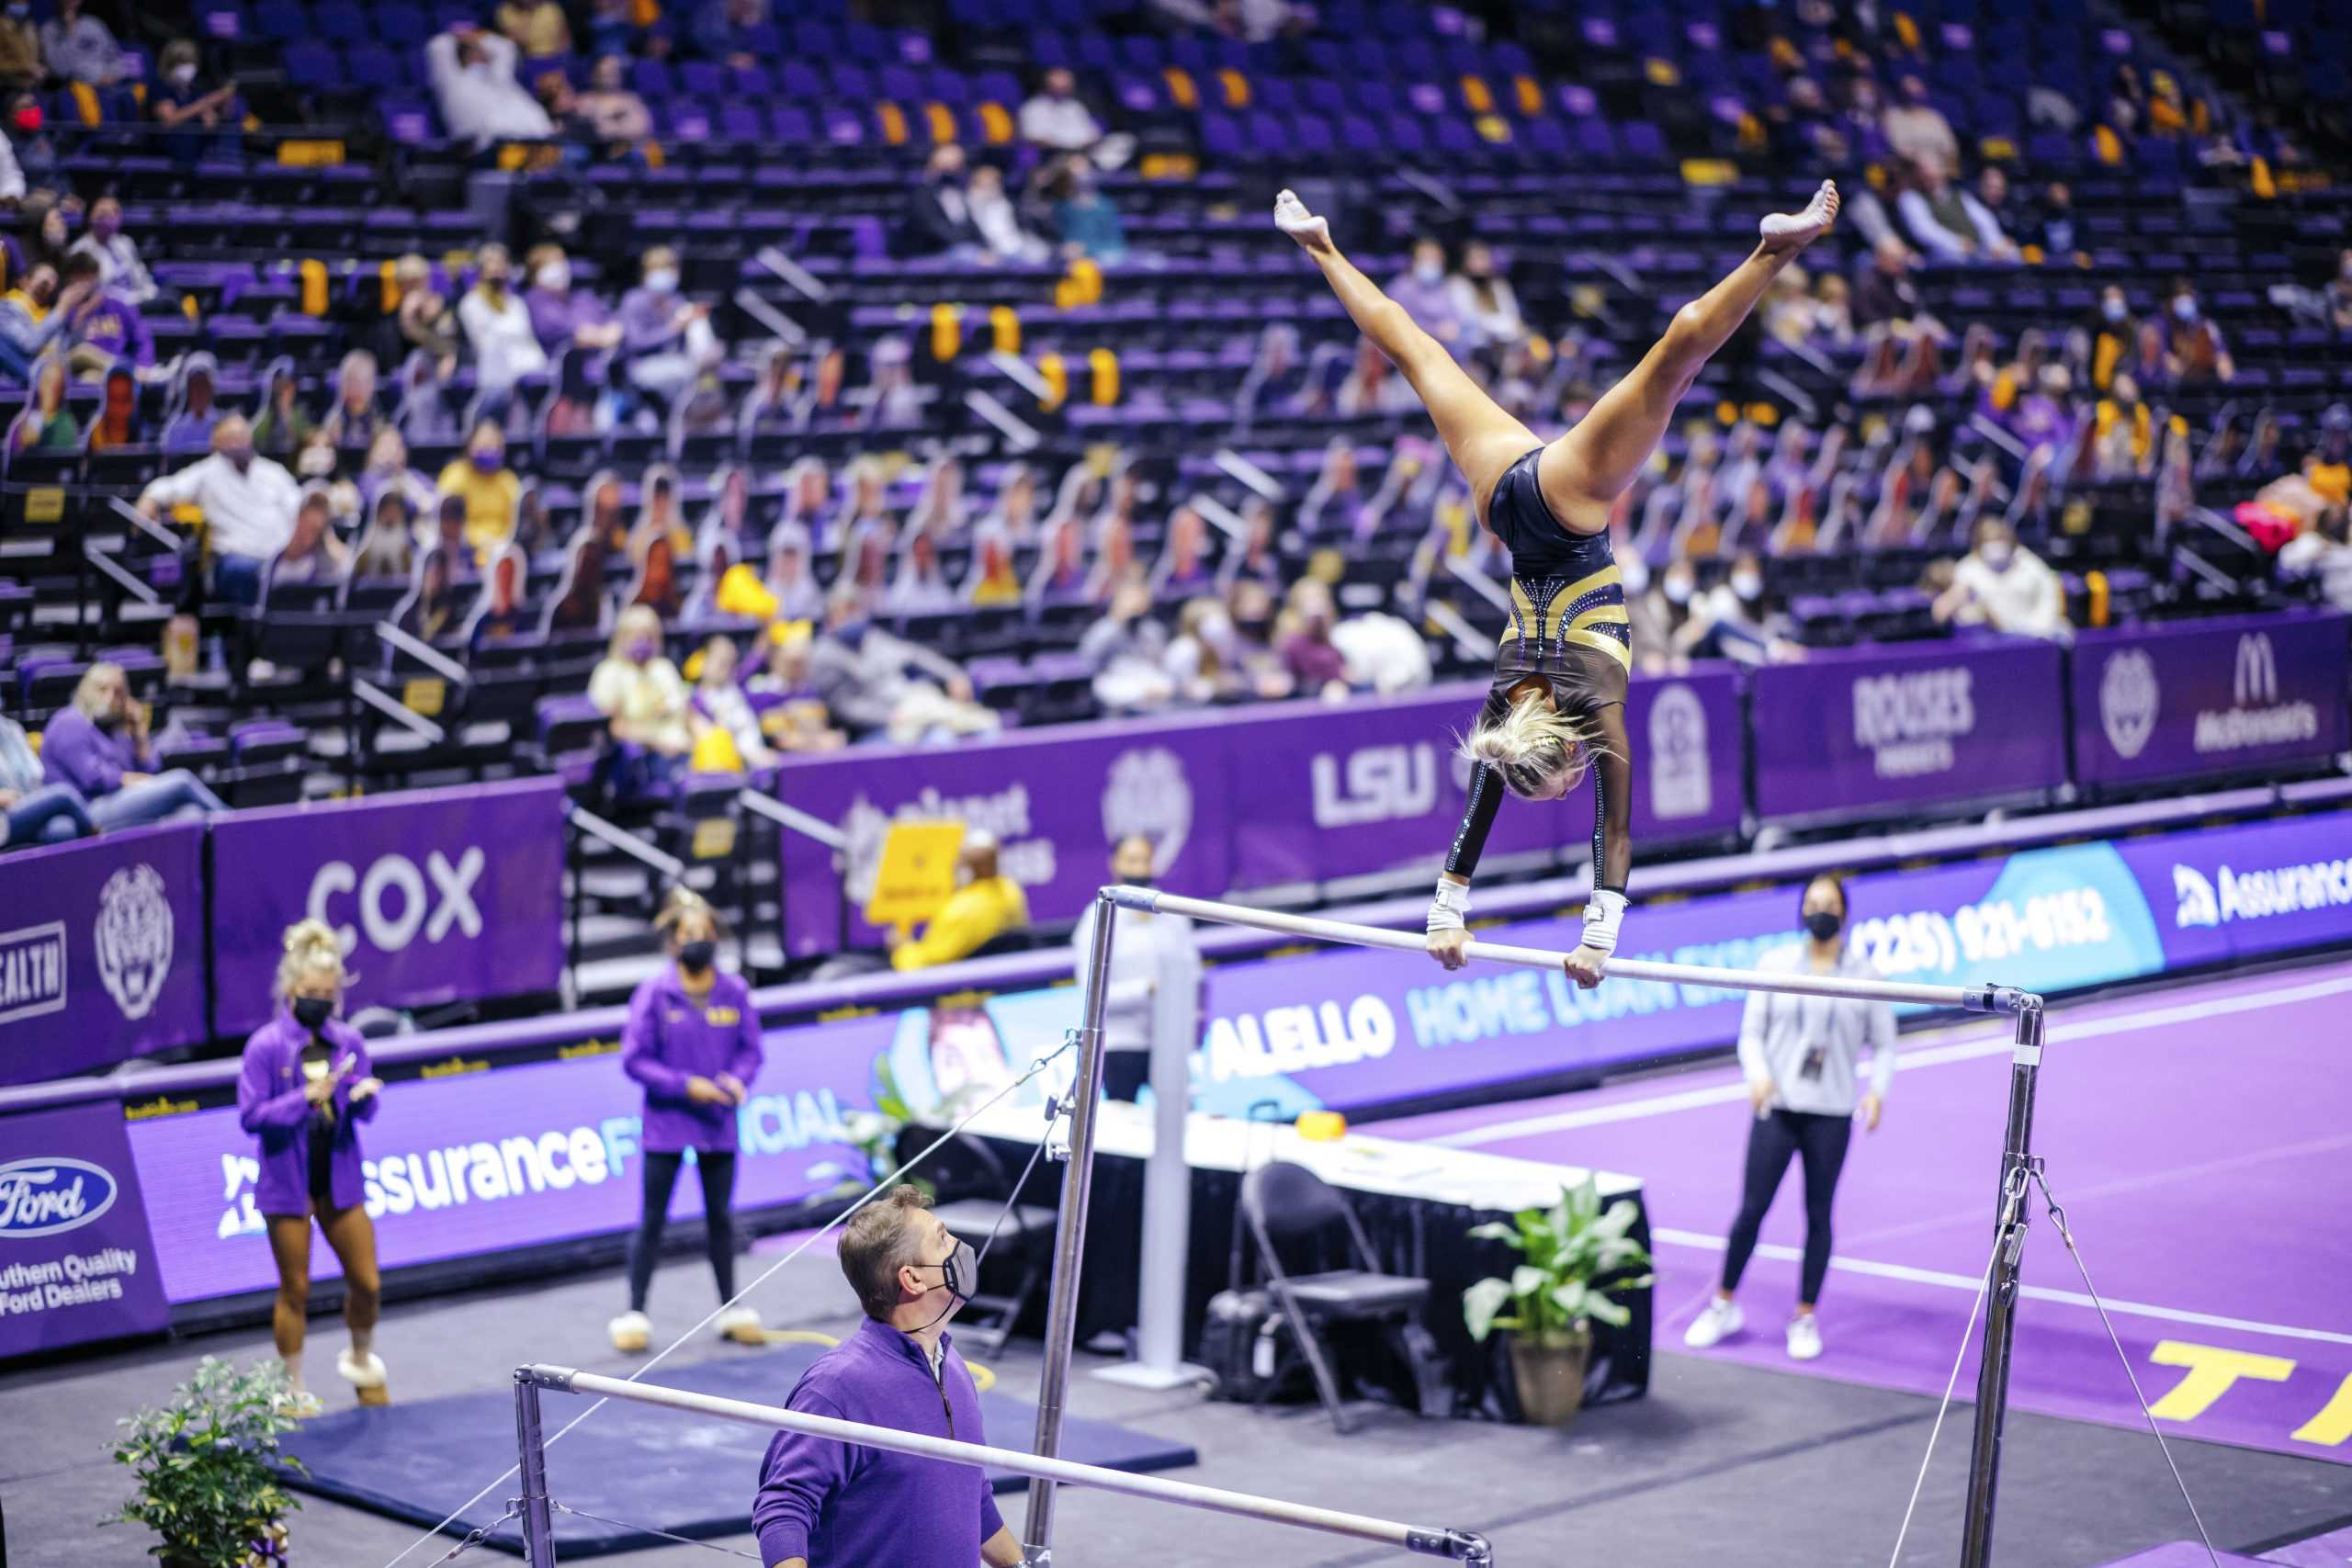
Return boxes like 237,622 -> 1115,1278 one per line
608,1311 -> 651,1353
1682,1297 -> 1744,1348
1787,1314 -> 1824,1361
716,1306 -> 764,1346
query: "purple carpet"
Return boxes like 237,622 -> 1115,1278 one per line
1382,963 -> 2352,1466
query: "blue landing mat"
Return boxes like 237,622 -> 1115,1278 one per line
277,1344 -> 1200,1557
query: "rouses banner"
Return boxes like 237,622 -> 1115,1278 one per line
0,1102 -> 171,1355
2074,611 -> 2351,789
1749,637 -> 2068,823
124,988 -> 1078,1305
0,822 -> 207,1086
776,671 -> 1746,957
1190,808 -> 2352,1116
209,779 -> 568,1037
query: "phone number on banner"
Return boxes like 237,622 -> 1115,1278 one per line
1851,888 -> 2114,976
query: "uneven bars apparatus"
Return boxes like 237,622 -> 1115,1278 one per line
1020,886 -> 2049,1568
508,1365 -> 1495,1563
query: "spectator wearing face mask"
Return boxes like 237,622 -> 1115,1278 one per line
68,196 -> 154,303
907,142 -> 978,255
2161,280 -> 2233,387
426,24 -> 554,145
2086,286 -> 2140,391
523,243 -> 621,358
1388,237 -> 1465,349
458,243 -> 548,397
138,415 -> 301,606
1933,518 -> 2066,639
1685,552 -> 1802,666
41,0 -> 118,85
1079,574 -> 1178,714
42,662 -> 228,829
436,420 -> 522,562
1450,243 -> 1523,351
151,39 -> 240,145
619,245 -> 718,408
967,164 -> 1046,264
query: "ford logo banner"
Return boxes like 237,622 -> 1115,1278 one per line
0,1156 -> 119,1239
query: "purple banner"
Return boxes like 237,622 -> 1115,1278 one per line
209,779 -> 567,1038
777,672 -> 1746,958
2074,612 -> 2351,789
0,1101 -> 171,1355
2113,813 -> 2352,971
1750,638 -> 2067,823
0,823 -> 207,1086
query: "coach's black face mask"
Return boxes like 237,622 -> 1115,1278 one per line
1803,910 -> 1843,942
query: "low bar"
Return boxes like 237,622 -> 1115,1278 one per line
1107,886 -> 2037,1013
514,1366 -> 1492,1562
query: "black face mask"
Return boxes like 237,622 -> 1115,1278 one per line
910,1237 -> 978,1332
1803,910 -> 1843,942
1123,873 -> 1154,888
677,939 -> 717,974
291,996 -> 334,1031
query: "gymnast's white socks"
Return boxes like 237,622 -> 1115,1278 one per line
1759,179 -> 1840,249
282,1347 -> 306,1394
1273,188 -> 1329,249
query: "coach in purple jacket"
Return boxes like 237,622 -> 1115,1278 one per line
752,1186 -> 1021,1568
236,919 -> 387,1417
610,888 -> 766,1353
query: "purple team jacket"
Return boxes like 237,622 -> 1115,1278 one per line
752,1316 -> 1005,1568
235,1010 -> 379,1216
620,964 -> 763,1154
40,705 -> 143,798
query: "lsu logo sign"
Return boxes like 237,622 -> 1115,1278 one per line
1311,742 -> 1437,829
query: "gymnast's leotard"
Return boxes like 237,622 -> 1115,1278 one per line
1445,446 -> 1633,891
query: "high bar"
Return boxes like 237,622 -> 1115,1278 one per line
514,1367 -> 1493,1562
1103,886 -> 2040,1014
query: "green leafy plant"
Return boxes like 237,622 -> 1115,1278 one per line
1463,1177 -> 1655,1345
107,1356 -> 305,1567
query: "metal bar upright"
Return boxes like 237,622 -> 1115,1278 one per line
1959,997 -> 2046,1568
513,1371 -> 559,1567
1023,889 -> 1120,1566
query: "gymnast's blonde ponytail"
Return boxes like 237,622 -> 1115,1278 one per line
1460,688 -> 1604,801
276,918 -> 356,999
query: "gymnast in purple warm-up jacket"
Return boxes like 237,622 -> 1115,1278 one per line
607,888 -> 765,1353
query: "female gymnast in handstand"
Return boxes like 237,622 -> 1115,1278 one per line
1275,181 -> 1840,983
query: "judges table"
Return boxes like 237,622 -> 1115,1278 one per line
911,1100 -> 1653,1416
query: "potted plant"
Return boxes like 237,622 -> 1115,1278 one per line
107,1356 -> 306,1567
1462,1177 -> 1654,1427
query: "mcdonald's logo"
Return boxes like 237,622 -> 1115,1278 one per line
2233,633 -> 2278,707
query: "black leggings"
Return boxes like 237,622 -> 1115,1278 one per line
1721,1110 -> 1853,1305
627,1150 -> 739,1313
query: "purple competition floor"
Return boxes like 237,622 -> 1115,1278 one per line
1382,960 -> 2352,1467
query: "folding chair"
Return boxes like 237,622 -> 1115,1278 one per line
1238,1159 -> 1452,1434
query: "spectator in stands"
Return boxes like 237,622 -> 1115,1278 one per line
1932,517 -> 2067,639
592,604 -> 695,779
1335,333 -> 1419,416
1020,68 -> 1108,161
906,142 -> 978,255
1897,157 -> 2012,264
41,0 -> 118,85
885,527 -> 957,616
588,0 -> 669,59
88,363 -> 137,449
575,54 -> 652,144
139,416 -> 300,606
888,830 -> 1029,971
160,350 -> 222,452
1682,552 -> 1802,666
2029,181 -> 2080,262
356,426 -> 435,520
1046,155 -> 1126,265
1451,243 -> 1523,352
393,254 -> 461,377
151,39 -> 239,147
855,337 -> 923,429
762,518 -> 823,622
1277,578 -> 1350,699
1080,575 -> 1178,714
4,92 -> 51,189
967,164 -> 1047,265
1387,237 -> 1465,351
252,364 -> 314,458
619,246 -> 718,409
269,488 -> 352,589
42,663 -> 229,827
0,259 -> 91,380
1,713 -> 94,849
458,243 -> 548,400
320,350 -> 381,449
18,190 -> 66,274
960,525 -> 1021,607
1882,73 -> 1958,176
810,586 -> 1000,744
67,197 -> 153,304
0,119 -> 25,205
495,0 -> 571,56
436,419 -> 521,562
9,353 -> 71,450
1236,322 -> 1307,427
1849,235 -> 1920,332
692,0 -> 768,67
1167,594 -> 1288,704
0,2 -> 38,87
427,24 -> 554,146
684,635 -> 777,773
2162,279 -> 2233,387
2278,504 -> 2352,611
